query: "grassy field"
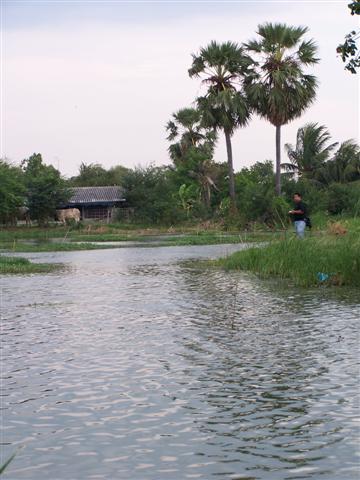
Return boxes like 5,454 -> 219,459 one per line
217,224 -> 360,287
0,255 -> 59,274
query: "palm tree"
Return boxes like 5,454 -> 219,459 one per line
166,107 -> 216,166
188,41 -> 252,209
186,151 -> 219,208
282,123 -> 338,179
316,139 -> 360,184
166,108 -> 218,208
245,23 -> 319,195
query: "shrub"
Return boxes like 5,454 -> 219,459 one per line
326,182 -> 359,215
122,165 -> 185,225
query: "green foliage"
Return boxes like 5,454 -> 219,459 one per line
70,162 -> 129,186
122,165 -> 184,224
166,107 -> 216,165
178,183 -> 199,216
233,161 -> 291,226
316,140 -> 360,184
175,148 -> 220,211
245,23 -> 318,127
218,234 -> 360,287
282,177 -> 327,213
337,1 -> 360,73
337,31 -> 360,73
349,0 -> 360,14
21,153 -> 70,225
0,241 -> 119,252
0,255 -> 58,274
0,160 -> 26,224
189,41 -> 252,203
245,23 -> 319,194
271,196 -> 292,225
282,123 -> 338,177
326,182 -> 360,215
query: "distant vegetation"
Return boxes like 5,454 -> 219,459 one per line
1,22 -> 359,230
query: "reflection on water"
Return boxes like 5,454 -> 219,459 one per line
1,245 -> 359,479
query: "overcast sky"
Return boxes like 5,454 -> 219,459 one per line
2,0 -> 359,177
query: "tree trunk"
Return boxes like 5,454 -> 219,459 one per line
275,125 -> 281,196
224,129 -> 237,211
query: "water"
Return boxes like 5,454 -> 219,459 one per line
1,244 -> 359,479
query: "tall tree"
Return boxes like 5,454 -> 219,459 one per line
282,123 -> 337,178
166,107 -> 218,208
188,41 -> 252,209
21,153 -> 70,225
245,23 -> 319,195
0,159 -> 26,224
316,139 -> 360,184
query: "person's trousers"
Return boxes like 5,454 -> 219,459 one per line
294,220 -> 306,238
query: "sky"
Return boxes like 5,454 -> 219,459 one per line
1,0 -> 359,177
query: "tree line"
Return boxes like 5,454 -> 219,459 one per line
1,22 -> 359,226
1,118 -> 358,227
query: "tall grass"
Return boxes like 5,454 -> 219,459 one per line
218,234 -> 360,287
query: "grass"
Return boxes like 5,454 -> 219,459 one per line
68,233 -> 140,242
0,255 -> 59,274
0,228 -> 279,252
153,232 -> 277,247
217,233 -> 360,287
0,241 -> 120,252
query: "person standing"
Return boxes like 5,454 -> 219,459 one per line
289,193 -> 307,238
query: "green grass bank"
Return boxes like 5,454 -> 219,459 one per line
0,241 -> 121,253
217,233 -> 360,287
0,255 -> 59,274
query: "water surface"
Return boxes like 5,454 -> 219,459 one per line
1,245 -> 359,479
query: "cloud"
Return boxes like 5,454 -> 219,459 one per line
3,2 -> 359,175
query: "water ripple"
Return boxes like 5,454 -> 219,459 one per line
1,245 -> 359,479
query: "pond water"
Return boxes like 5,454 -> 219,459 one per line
1,244 -> 359,480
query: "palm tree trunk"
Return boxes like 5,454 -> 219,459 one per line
275,125 -> 281,196
224,129 -> 237,210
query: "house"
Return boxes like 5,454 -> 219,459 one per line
62,186 -> 127,221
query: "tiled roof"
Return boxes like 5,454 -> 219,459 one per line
68,186 -> 125,204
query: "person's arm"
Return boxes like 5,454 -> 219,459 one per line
289,203 -> 305,215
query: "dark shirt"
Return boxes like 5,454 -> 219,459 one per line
292,201 -> 306,221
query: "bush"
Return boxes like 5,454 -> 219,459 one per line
326,182 -> 360,215
282,177 -> 328,214
122,165 -> 185,225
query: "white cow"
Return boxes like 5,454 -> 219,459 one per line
15,206 -> 31,226
56,208 -> 81,224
